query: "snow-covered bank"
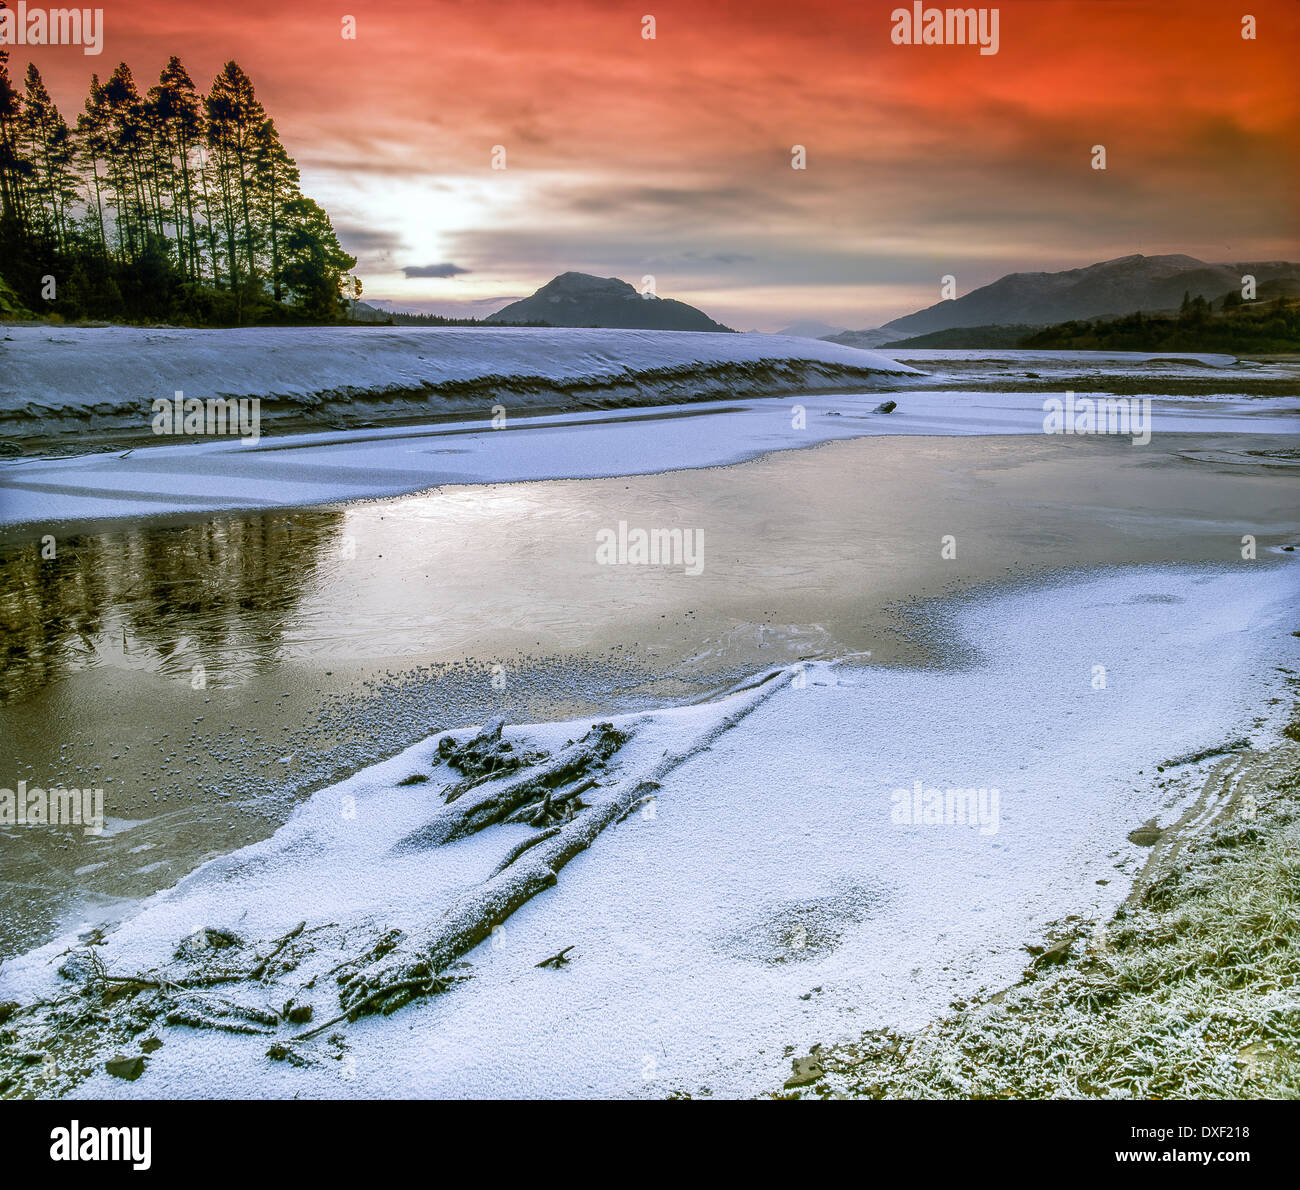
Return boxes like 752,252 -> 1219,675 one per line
887,348 -> 1247,369
884,348 -> 1300,384
2,563 -> 1296,1098
3,387 -> 1297,530
0,325 -> 916,444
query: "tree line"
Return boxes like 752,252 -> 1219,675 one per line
0,44 -> 359,324
1019,294 -> 1299,353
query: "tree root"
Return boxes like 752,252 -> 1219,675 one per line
439,716 -> 549,800
393,722 -> 627,852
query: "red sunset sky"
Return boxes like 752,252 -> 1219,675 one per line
8,0 -> 1299,328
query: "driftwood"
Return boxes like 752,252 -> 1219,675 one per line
439,716 -> 548,800
502,777 -> 597,825
54,919 -> 335,1040
250,921 -> 306,981
4,671 -> 792,1075
292,973 -> 467,1040
334,672 -> 788,1024
164,993 -> 281,1035
536,946 -> 575,969
393,723 -> 627,852
340,771 -> 679,1014
491,826 -> 561,876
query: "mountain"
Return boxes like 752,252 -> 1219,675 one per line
343,299 -> 392,323
776,319 -> 848,338
876,325 -> 1039,349
821,327 -> 918,350
486,272 -> 733,332
879,254 -> 1300,336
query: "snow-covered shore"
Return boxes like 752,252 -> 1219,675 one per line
6,329 -> 1298,530
0,325 -> 916,443
2,562 -> 1296,1099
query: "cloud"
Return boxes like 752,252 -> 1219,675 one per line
56,0 -> 1287,330
335,225 -> 405,255
402,263 -> 472,279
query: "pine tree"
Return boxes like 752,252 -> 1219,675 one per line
149,58 -> 205,280
0,43 -> 27,227
75,74 -> 112,254
103,63 -> 152,261
251,117 -> 299,302
280,195 -> 358,319
19,64 -> 79,248
206,61 -> 268,301
0,48 -> 355,324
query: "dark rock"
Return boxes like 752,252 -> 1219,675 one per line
1033,938 -> 1074,967
105,1055 -> 145,1081
174,926 -> 242,961
1128,819 -> 1164,846
784,1054 -> 826,1088
872,400 -> 897,414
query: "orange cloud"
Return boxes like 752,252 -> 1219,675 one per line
9,0 -> 1298,326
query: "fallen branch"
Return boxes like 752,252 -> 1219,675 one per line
250,921 -> 306,981
338,672 -> 790,1022
394,723 -> 627,852
492,826 -> 561,876
293,974 -> 462,1041
536,946 -> 575,969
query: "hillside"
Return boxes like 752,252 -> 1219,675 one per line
0,325 -> 914,454
880,324 -> 1038,349
879,254 -> 1300,336
486,272 -> 733,332
1020,295 -> 1300,353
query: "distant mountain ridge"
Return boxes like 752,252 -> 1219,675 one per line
821,328 -> 911,350
777,319 -> 848,338
876,254 -> 1300,336
486,272 -> 734,332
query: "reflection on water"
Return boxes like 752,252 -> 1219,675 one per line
4,429 -> 1291,709
0,512 -> 344,704
1,429 -> 1294,958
